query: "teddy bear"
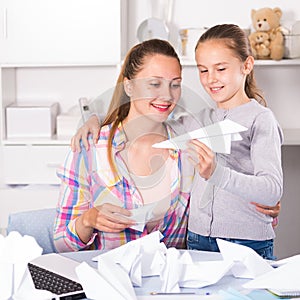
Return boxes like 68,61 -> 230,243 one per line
250,7 -> 285,60
248,31 -> 270,59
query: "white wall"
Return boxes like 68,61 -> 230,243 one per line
127,0 -> 300,49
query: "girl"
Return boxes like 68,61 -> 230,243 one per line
186,24 -> 283,259
54,39 -> 194,252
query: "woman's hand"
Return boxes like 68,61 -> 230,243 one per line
71,115 -> 101,152
251,201 -> 281,218
187,140 -> 216,180
76,204 -> 135,244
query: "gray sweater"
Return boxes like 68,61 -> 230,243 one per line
170,99 -> 283,240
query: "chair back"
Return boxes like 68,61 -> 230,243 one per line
7,208 -> 57,254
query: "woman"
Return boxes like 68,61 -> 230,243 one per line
53,39 -> 194,252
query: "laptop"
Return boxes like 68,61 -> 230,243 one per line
28,253 -> 87,300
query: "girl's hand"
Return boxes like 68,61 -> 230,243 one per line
187,140 -> 216,180
251,200 -> 281,218
71,115 -> 101,152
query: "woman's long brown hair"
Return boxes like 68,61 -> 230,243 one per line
101,39 -> 181,174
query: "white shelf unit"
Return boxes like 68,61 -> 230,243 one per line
0,0 -> 127,231
254,59 -> 300,145
180,57 -> 300,67
0,64 -> 122,232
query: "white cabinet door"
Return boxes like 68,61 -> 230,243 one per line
3,145 -> 69,184
0,0 -> 122,65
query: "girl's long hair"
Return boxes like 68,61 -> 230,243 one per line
195,24 -> 266,107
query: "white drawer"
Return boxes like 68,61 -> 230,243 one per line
3,145 -> 69,184
0,186 -> 59,229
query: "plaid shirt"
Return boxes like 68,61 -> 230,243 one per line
54,123 -> 193,252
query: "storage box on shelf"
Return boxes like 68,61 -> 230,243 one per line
56,114 -> 81,139
282,20 -> 300,59
6,102 -> 59,138
56,104 -> 82,139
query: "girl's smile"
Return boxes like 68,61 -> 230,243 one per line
195,40 -> 251,109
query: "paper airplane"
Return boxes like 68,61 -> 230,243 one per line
153,119 -> 248,154
243,255 -> 300,293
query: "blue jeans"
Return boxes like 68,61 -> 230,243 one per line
187,230 -> 275,260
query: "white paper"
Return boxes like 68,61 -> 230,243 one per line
127,202 -> 157,232
76,261 -> 137,300
130,254 -> 142,287
93,231 -> 165,280
156,249 -> 234,289
93,231 -> 163,260
243,255 -> 300,291
150,247 -> 167,276
179,260 -> 233,288
268,254 -> 300,268
160,248 -> 181,293
217,238 -> 273,279
95,196 -> 159,232
0,231 -> 43,299
88,232 -> 299,297
152,119 -> 248,154
12,267 -> 54,300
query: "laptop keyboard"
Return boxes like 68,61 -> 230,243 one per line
28,262 -> 85,297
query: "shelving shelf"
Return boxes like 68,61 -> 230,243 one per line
254,58 -> 300,66
282,129 -> 300,145
2,137 -> 70,146
0,62 -> 121,68
180,57 -> 300,66
2,130 -> 299,146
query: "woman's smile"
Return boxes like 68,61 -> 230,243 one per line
151,102 -> 173,112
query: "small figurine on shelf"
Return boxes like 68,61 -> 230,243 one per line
249,7 -> 285,60
248,31 -> 271,59
179,29 -> 188,57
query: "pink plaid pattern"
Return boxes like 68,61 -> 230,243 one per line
54,123 -> 192,252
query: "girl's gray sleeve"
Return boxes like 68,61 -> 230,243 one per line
208,111 -> 283,206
